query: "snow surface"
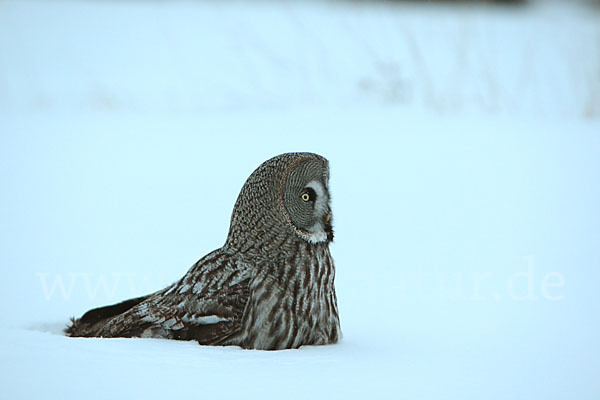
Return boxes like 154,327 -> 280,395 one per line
1,1 -> 600,399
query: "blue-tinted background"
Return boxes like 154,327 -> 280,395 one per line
1,1 -> 599,399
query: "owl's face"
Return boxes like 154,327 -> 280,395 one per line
282,157 -> 333,244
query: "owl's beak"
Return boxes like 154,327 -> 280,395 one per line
324,212 -> 334,242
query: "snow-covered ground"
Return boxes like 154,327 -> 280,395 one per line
1,1 -> 599,399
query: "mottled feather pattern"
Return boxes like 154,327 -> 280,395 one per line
233,242 -> 339,349
67,153 -> 340,350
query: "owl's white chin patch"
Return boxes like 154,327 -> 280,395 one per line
290,220 -> 328,244
301,220 -> 328,244
296,229 -> 328,244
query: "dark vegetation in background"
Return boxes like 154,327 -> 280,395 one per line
345,0 -> 526,4
345,0 -> 599,6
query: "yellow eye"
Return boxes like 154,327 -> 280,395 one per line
301,193 -> 310,202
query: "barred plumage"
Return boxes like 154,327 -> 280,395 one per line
66,152 -> 340,350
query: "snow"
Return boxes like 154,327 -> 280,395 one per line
2,0 -> 599,118
1,0 -> 599,399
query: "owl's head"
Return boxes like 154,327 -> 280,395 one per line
225,153 -> 333,253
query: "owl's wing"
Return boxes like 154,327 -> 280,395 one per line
71,253 -> 252,346
65,293 -> 156,337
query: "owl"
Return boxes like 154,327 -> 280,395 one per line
66,152 -> 340,350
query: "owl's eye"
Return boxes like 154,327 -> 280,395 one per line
300,188 -> 317,203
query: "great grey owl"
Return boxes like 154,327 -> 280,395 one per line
66,152 -> 340,350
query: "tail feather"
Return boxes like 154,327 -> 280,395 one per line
65,295 -> 151,337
